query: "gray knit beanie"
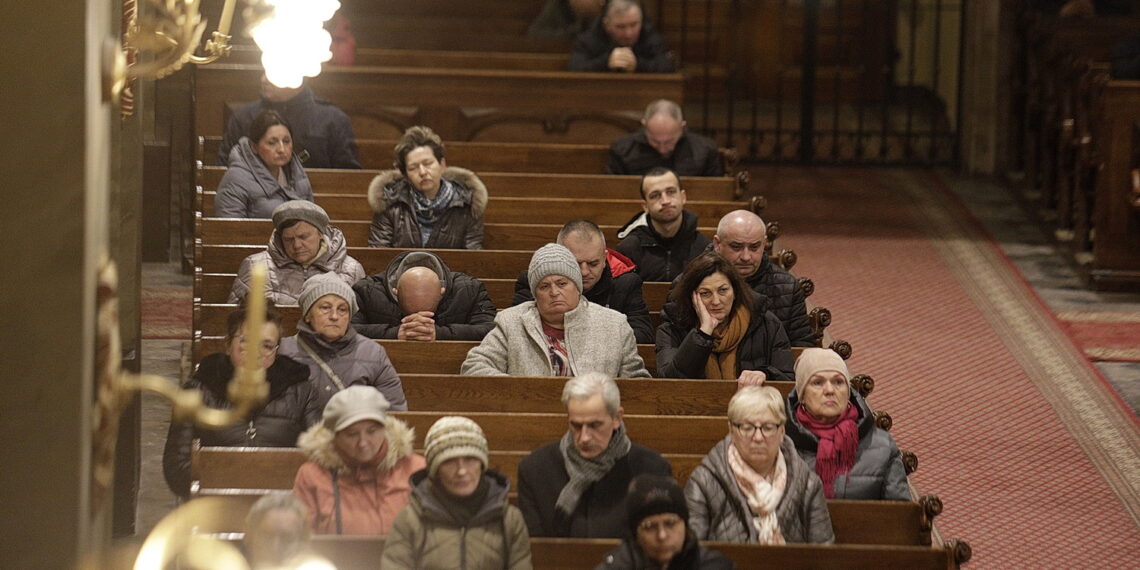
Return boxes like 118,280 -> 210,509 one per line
527,243 -> 583,298
794,347 -> 850,399
423,416 -> 489,478
272,200 -> 329,234
298,272 -> 358,318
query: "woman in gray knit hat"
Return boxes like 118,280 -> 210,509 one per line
461,243 -> 650,378
381,416 -> 532,569
279,272 -> 407,411
229,199 -> 365,306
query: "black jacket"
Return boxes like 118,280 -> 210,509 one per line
512,265 -> 654,344
616,211 -> 712,282
607,130 -> 723,177
217,87 -> 361,169
596,534 -> 735,569
655,298 -> 794,380
745,254 -> 814,347
162,353 -> 320,498
352,250 -> 497,340
518,441 -> 672,538
568,19 -> 675,73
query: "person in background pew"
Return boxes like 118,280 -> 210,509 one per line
381,416 -> 532,569
162,302 -> 320,499
367,126 -> 487,249
461,244 -> 651,378
785,348 -> 910,501
596,475 -> 734,570
568,0 -> 675,73
353,251 -> 497,341
216,110 -> 315,219
607,100 -> 724,177
244,492 -> 336,570
218,73 -> 361,169
656,252 -> 793,383
229,200 -> 366,306
528,0 -> 605,40
713,210 -> 814,347
294,386 -> 425,536
513,220 -> 653,344
616,168 -> 713,282
685,386 -> 834,544
280,273 -> 408,411
517,373 -> 672,538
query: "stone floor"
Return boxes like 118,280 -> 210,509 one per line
133,168 -> 1140,535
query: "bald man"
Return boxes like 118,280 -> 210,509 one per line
712,210 -> 814,347
351,251 -> 497,341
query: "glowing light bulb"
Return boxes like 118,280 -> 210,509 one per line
249,0 -> 341,88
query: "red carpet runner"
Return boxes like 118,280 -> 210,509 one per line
754,167 -> 1140,567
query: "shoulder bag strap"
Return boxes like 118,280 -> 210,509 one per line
297,337 -> 347,391
332,469 -> 343,535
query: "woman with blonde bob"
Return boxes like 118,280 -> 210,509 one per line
785,348 -> 909,501
684,386 -> 833,544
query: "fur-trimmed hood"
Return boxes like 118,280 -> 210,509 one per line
296,414 -> 416,474
366,166 -> 488,217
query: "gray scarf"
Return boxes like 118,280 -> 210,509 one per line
555,423 -> 632,516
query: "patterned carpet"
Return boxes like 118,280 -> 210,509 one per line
1055,311 -> 1140,362
756,167 -> 1140,567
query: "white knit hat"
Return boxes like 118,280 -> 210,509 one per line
322,386 -> 390,432
423,416 -> 489,478
527,243 -> 583,298
299,272 -> 358,317
794,348 -> 850,399
272,200 -> 329,234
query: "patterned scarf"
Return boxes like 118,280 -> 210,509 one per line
410,178 -> 455,245
704,305 -> 751,380
555,423 -> 632,516
727,444 -> 786,545
543,322 -> 574,376
795,403 -> 859,498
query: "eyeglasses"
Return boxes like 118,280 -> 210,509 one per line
235,336 -> 280,355
314,302 -> 350,317
731,421 -> 781,439
637,515 -> 684,535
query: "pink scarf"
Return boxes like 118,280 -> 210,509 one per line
795,404 -> 859,498
727,444 -> 786,544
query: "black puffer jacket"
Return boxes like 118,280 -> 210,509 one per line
655,298 -> 793,380
785,391 -> 910,501
162,353 -> 320,498
512,265 -> 653,344
615,211 -> 712,283
745,254 -> 814,347
217,87 -> 361,169
568,18 -> 675,73
352,250 -> 497,340
595,533 -> 735,569
367,167 -> 488,249
606,129 -> 723,177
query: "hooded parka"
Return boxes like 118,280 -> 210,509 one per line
215,136 -> 315,218
367,167 -> 488,249
228,225 -> 365,306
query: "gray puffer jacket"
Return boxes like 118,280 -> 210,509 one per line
228,225 -> 365,306
367,167 -> 488,249
684,436 -> 834,544
460,300 -> 650,378
279,321 -> 408,412
785,391 -> 910,501
215,136 -> 314,218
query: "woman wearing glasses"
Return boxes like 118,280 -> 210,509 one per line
684,386 -> 834,544
280,273 -> 408,411
162,301 -> 320,499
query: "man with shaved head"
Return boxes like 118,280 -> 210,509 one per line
713,210 -> 814,347
607,99 -> 723,177
352,251 -> 497,341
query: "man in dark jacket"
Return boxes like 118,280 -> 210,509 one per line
615,168 -> 712,282
568,0 -> 675,73
607,99 -> 724,177
351,250 -> 497,341
218,74 -> 361,169
712,210 -> 814,347
513,220 -> 654,344
518,373 -> 672,538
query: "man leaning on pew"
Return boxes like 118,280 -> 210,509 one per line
517,373 -> 672,538
351,250 -> 497,341
607,99 -> 724,177
512,220 -> 653,344
568,0 -> 675,73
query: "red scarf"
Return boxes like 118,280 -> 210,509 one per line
795,404 -> 859,498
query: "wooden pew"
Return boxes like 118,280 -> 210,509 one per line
195,166 -> 746,202
223,46 -> 569,72
195,64 -> 683,143
1085,80 -> 1140,289
198,190 -> 757,226
195,244 -> 532,276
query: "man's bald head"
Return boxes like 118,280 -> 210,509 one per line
713,210 -> 768,278
394,266 -> 445,315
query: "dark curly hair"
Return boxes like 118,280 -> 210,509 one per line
667,251 -> 754,330
393,125 -> 446,175
248,110 -> 292,145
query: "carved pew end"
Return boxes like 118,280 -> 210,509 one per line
733,167 -> 749,200
808,306 -> 830,343
797,276 -> 814,298
829,339 -> 852,359
901,450 -> 918,475
873,410 -> 893,432
775,249 -> 797,271
946,538 -> 973,566
849,374 -> 873,398
748,194 -> 767,215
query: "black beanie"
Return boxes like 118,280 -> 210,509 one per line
627,475 -> 689,535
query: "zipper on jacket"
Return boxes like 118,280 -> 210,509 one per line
459,526 -> 467,568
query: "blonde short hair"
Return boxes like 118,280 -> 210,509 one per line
727,386 -> 786,424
